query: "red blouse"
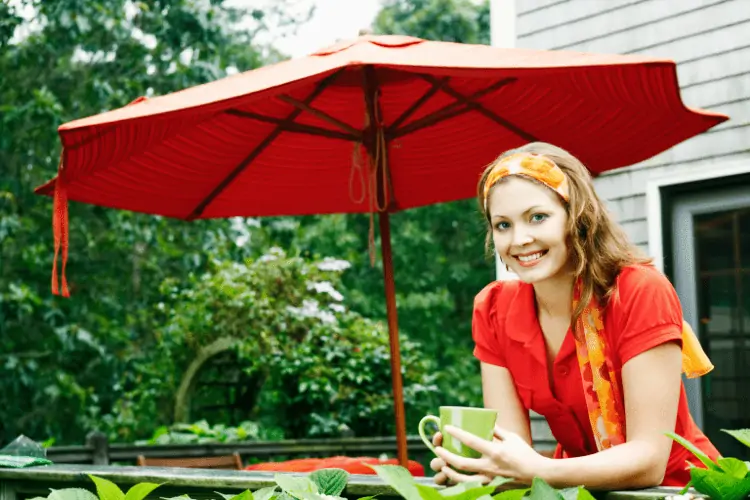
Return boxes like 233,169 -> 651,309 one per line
472,265 -> 719,486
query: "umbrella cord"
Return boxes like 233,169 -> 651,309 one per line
350,92 -> 390,267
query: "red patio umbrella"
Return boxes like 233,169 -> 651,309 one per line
35,35 -> 727,467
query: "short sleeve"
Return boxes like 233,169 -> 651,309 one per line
472,282 -> 507,366
611,266 -> 684,366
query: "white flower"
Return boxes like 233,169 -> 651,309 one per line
317,310 -> 337,324
230,217 -> 254,247
287,299 -> 320,318
330,303 -> 346,313
287,300 -> 337,324
307,281 -> 344,301
258,246 -> 285,262
317,258 -> 351,272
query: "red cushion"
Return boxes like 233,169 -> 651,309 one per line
245,456 -> 425,476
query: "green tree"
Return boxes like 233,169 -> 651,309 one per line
242,0 -> 495,410
104,249 -> 438,441
374,0 -> 490,44
0,0 -> 493,446
0,0 -> 308,445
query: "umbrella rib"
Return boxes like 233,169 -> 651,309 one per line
420,74 -> 539,142
186,69 -> 345,220
386,76 -> 450,134
226,109 -> 360,141
276,94 -> 361,137
388,77 -> 517,139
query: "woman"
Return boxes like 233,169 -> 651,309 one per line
430,142 -> 719,489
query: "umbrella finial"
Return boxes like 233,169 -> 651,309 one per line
358,28 -> 373,36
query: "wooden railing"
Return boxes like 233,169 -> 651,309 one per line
46,432 -> 557,469
46,433 -> 433,467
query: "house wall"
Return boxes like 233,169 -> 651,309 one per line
513,0 -> 750,447
515,0 -> 750,254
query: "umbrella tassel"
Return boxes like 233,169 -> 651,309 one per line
51,154 -> 70,297
351,88 -> 390,268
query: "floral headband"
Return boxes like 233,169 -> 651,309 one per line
482,152 -> 570,210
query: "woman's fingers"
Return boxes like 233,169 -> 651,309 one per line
433,470 -> 449,485
441,466 -> 492,485
443,425 -> 495,456
432,431 -> 443,447
430,456 -> 446,473
435,446 -> 485,474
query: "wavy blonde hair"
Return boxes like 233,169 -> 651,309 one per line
477,142 -> 652,327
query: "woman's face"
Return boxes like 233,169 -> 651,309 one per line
487,176 -> 571,284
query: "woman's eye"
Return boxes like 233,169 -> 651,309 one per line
495,221 -> 510,231
530,213 -> 548,223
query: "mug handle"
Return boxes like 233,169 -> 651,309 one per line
418,415 -> 441,454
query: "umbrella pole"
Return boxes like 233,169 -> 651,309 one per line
378,210 -> 409,468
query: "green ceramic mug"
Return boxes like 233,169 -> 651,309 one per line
418,406 -> 498,458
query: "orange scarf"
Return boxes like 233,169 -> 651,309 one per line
572,279 -> 713,451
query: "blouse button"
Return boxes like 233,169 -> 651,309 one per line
556,365 -> 570,376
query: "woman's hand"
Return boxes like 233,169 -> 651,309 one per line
429,432 -> 450,485
435,425 -> 550,485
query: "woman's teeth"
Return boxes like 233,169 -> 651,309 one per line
518,252 -> 544,262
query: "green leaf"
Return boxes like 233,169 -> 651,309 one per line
575,488 -> 596,500
310,469 -> 349,496
691,468 -> 750,500
557,489 -> 576,500
723,429 -> 750,448
253,487 -> 278,500
273,475 -> 325,500
439,482 -> 485,497
89,476 -> 125,500
558,487 -> 595,500
215,494 -> 236,500
492,490 -> 528,500
48,489 -> 99,500
274,474 -> 318,496
678,479 -> 693,495
665,432 -> 721,471
527,478 -> 558,500
228,491 -> 255,500
124,483 -> 161,500
416,485 -> 444,500
487,477 -> 514,489
718,457 -> 749,479
439,477 -> 514,500
368,465 -> 422,500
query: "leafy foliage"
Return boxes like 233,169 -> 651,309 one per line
1,0 -> 491,446
284,0 -> 498,413
668,428 -> 750,499
0,0 -> 317,445
137,420 -> 278,445
369,465 -> 593,500
374,0 -> 490,44
102,250 -> 438,441
30,466 -> 595,500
